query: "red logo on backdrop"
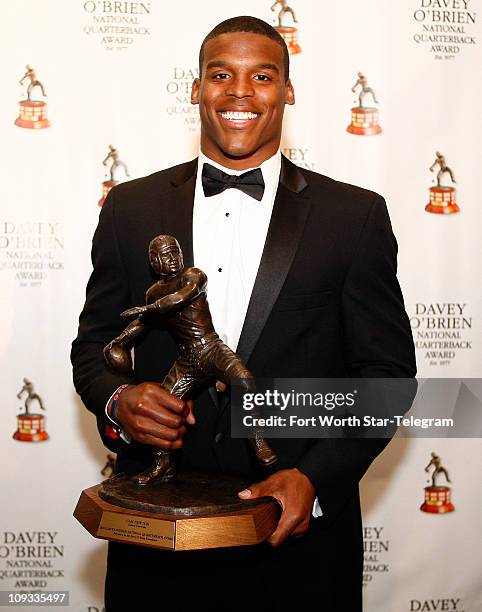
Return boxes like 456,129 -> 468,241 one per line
271,1 -> 301,54
420,452 -> 455,514
347,72 -> 382,136
426,151 -> 460,214
15,65 -> 50,129
13,378 -> 49,442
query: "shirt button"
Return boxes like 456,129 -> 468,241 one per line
214,432 -> 225,444
225,212 -> 230,217
218,267 -> 222,272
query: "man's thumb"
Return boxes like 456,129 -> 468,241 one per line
186,399 -> 196,425
238,482 -> 263,500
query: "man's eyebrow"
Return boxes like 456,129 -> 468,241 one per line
205,61 -> 280,73
205,61 -> 229,70
254,63 -> 279,73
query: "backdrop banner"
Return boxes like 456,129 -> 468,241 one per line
1,1 -> 480,611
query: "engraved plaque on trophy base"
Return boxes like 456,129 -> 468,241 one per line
74,471 -> 279,551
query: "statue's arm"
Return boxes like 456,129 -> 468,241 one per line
121,270 -> 205,319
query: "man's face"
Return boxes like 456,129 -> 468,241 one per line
153,244 -> 183,275
191,32 -> 294,170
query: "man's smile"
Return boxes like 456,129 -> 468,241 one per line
217,110 -> 261,128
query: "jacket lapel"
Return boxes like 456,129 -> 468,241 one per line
236,155 -> 310,365
159,158 -> 198,267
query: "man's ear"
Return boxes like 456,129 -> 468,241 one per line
285,79 -> 295,105
191,78 -> 200,105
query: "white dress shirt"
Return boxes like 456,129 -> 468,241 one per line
106,150 -> 322,518
193,150 -> 281,351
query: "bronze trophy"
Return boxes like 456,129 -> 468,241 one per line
74,236 -> 279,550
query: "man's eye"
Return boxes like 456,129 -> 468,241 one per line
254,74 -> 271,82
213,73 -> 230,79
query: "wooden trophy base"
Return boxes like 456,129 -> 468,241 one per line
74,471 -> 279,551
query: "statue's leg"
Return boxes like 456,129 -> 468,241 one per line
32,393 -> 45,411
440,468 -> 451,483
207,341 -> 278,467
103,319 -> 146,375
437,169 -> 443,187
448,169 -> 456,183
133,358 -> 202,486
367,87 -> 379,104
119,161 -> 130,177
288,7 -> 298,22
27,83 -> 33,101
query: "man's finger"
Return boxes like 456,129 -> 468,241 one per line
134,404 -> 185,429
149,386 -> 187,414
267,510 -> 303,548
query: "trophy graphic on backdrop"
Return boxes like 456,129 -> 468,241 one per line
347,72 -> 382,136
98,145 -> 131,207
101,454 -> 116,478
271,0 -> 301,54
15,65 -> 51,129
425,151 -> 459,214
13,378 -> 49,442
420,452 -> 455,514
74,236 -> 279,551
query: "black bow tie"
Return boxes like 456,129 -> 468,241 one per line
201,163 -> 265,201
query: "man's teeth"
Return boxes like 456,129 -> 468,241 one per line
220,111 -> 259,120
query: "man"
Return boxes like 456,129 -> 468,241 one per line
71,16 -> 416,610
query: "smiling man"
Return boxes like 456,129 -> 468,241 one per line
71,16 -> 416,610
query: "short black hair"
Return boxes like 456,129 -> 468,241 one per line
199,16 -> 290,81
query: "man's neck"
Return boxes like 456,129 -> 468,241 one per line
199,148 -> 280,174
199,143 -> 280,171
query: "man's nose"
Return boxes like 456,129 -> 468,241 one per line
225,75 -> 254,98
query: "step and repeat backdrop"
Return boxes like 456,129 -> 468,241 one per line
1,1 -> 481,610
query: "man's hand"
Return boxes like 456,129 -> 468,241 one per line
238,468 -> 315,547
109,382 -> 195,449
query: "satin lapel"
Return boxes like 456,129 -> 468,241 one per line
236,156 -> 311,365
159,158 -> 198,267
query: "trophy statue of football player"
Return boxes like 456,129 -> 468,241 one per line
104,235 -> 278,485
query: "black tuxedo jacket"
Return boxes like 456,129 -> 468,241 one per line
71,154 -> 416,528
